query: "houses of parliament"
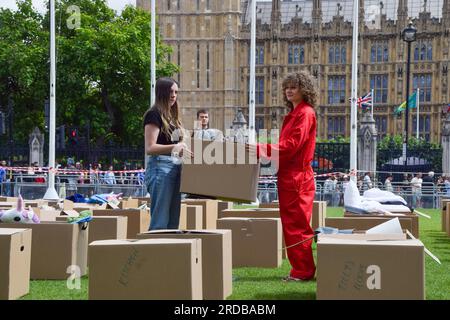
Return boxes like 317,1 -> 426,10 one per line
137,0 -> 450,143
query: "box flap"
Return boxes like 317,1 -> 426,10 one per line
140,229 -> 228,235
60,210 -> 80,217
89,238 -> 200,246
0,228 -> 30,236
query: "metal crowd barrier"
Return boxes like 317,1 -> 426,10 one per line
1,172 -> 450,207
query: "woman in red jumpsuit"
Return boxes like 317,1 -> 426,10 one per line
256,71 -> 317,281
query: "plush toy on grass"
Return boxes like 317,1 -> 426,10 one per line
0,195 -> 40,223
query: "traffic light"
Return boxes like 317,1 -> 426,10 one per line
69,127 -> 78,146
56,125 -> 65,150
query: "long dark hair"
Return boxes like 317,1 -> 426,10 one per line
143,77 -> 182,139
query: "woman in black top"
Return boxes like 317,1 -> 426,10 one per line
143,77 -> 191,230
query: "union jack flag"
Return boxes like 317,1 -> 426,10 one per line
356,91 -> 372,109
349,91 -> 373,109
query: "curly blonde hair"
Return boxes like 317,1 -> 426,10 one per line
282,71 -> 318,111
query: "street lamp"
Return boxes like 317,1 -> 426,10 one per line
402,21 -> 417,174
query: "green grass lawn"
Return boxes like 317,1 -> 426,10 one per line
20,207 -> 450,300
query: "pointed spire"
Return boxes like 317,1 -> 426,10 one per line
312,0 -> 322,31
397,0 -> 408,27
271,0 -> 281,27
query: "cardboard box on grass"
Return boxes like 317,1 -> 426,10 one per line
137,229 -> 232,300
325,217 -> 414,236
0,222 -> 88,280
217,217 -> 282,268
179,205 -> 203,230
56,215 -> 127,243
442,199 -> 450,232
344,212 -> 419,238
217,200 -> 233,217
89,238 -> 202,300
92,208 -> 150,238
180,139 -> 260,203
0,228 -> 32,300
317,234 -> 424,300
446,206 -> 450,237
256,201 -> 327,230
219,208 -> 286,259
182,199 -> 218,229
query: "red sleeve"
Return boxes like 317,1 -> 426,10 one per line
265,110 -> 315,160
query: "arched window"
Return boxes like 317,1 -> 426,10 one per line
294,47 -> 299,64
420,44 -> 426,61
383,45 -> 389,61
341,47 -> 346,63
427,44 -> 432,60
335,46 -> 340,64
371,45 -> 376,62
288,46 -> 293,64
377,44 -> 382,62
329,46 -> 334,64
299,47 -> 305,64
414,46 -> 419,61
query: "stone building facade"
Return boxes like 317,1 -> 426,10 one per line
137,0 -> 450,142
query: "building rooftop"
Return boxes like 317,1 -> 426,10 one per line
242,0 -> 444,25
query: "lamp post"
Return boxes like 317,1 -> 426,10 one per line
402,21 -> 417,174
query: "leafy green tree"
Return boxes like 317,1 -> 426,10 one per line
0,0 -> 178,147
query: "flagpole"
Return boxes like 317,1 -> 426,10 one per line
248,0 -> 256,144
350,0 -> 359,183
371,89 -> 374,118
43,0 -> 59,200
416,88 -> 420,140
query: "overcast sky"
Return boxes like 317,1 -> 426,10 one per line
0,0 -> 136,14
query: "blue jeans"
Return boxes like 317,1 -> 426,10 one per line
145,155 -> 181,230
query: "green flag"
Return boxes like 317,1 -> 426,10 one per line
394,92 -> 417,115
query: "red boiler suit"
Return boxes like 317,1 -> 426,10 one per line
259,100 -> 316,280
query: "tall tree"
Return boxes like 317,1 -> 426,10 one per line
0,0 -> 178,146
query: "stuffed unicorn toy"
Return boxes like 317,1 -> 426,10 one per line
0,195 -> 40,224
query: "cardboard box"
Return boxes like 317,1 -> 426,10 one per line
259,202 -> 279,209
256,201 -> 326,230
217,200 -> 233,218
56,216 -> 127,244
0,222 -> 88,280
220,208 -> 280,219
137,229 -> 232,300
180,139 -> 260,203
442,199 -> 450,232
119,197 -> 139,209
179,205 -> 203,230
31,207 -> 60,221
217,217 -> 282,268
219,209 -> 286,258
89,238 -> 203,300
182,199 -> 218,229
316,234 -> 425,300
446,206 -> 450,237
344,212 -> 419,238
312,201 -> 327,230
0,228 -> 32,300
326,217 -> 414,236
73,203 -> 106,212
92,209 -> 150,238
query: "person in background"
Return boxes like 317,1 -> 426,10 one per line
362,172 -> 373,192
421,171 -> 435,208
384,175 -> 394,193
143,77 -> 192,230
104,165 -> 117,185
192,109 -> 222,141
410,173 -> 423,208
